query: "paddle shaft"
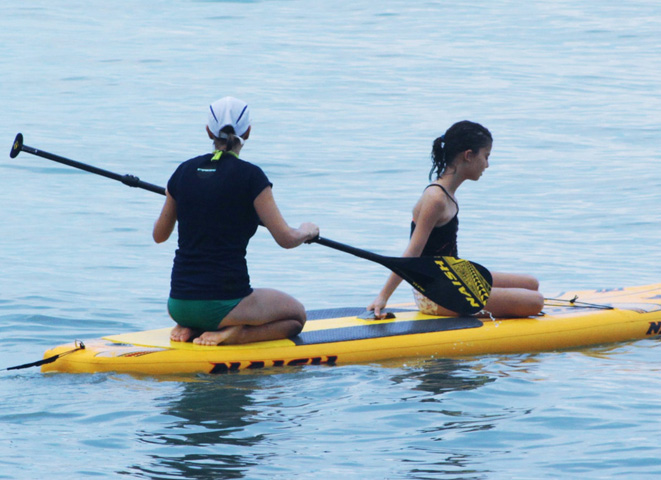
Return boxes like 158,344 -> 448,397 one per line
10,133 -> 165,195
312,236 -> 437,286
312,236 -> 391,267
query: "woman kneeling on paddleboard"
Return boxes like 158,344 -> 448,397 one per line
368,120 -> 544,319
154,97 -> 319,345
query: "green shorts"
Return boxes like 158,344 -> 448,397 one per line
167,297 -> 244,331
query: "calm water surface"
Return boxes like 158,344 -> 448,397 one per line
1,1 -> 661,478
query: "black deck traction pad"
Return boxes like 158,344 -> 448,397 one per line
295,307 -> 483,346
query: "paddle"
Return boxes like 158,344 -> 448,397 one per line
10,133 -> 165,195
10,133 -> 493,314
311,236 -> 492,315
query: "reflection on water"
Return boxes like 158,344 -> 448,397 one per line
126,376 -> 264,479
396,358 -> 496,396
125,361 -> 498,479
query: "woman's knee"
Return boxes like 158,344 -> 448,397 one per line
290,299 -> 307,326
268,289 -> 305,321
289,318 -> 305,336
269,296 -> 305,336
232,288 -> 306,326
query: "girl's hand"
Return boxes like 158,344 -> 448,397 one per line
367,294 -> 389,319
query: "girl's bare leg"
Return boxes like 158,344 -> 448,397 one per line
414,272 -> 544,318
492,272 -> 540,291
481,287 -> 544,317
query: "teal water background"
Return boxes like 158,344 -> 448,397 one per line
2,1 -> 661,478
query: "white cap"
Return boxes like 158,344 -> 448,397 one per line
207,96 -> 251,138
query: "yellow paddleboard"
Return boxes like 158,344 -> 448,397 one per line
41,283 -> 661,375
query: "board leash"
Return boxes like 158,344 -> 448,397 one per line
543,296 -> 614,310
2,340 -> 85,371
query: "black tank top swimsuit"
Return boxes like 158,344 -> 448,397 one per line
410,184 -> 459,258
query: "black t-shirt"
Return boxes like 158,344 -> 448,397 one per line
167,151 -> 272,300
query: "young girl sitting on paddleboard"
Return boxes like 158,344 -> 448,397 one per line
368,120 -> 544,319
154,96 -> 319,345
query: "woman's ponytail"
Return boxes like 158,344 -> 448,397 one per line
215,125 -> 239,152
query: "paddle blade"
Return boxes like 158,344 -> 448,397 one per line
10,133 -> 23,158
309,237 -> 492,315
387,256 -> 493,315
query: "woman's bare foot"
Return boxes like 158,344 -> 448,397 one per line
170,324 -> 197,342
193,326 -> 243,346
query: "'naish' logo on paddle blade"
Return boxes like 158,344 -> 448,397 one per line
435,257 -> 490,308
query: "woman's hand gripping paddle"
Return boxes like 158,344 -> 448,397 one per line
311,236 -> 492,315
